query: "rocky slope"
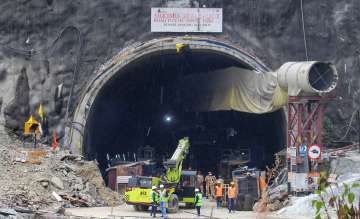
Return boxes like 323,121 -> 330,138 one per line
0,0 -> 359,143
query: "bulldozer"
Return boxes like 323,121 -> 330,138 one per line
124,137 -> 196,212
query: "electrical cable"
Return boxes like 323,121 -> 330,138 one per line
63,27 -> 83,126
338,110 -> 358,141
0,26 -> 81,57
0,26 -> 83,146
300,0 -> 309,61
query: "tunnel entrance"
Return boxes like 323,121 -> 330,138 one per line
81,43 -> 286,178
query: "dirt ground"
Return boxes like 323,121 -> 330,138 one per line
65,199 -> 307,219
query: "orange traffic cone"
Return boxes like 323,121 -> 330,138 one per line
51,128 -> 58,150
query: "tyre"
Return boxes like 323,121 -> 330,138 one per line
133,205 -> 148,211
140,205 -> 149,211
185,203 -> 194,208
133,205 -> 141,211
167,194 -> 179,213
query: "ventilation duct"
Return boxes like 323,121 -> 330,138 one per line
276,61 -> 338,96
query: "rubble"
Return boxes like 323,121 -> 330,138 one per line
329,150 -> 360,175
276,149 -> 360,218
0,208 -> 17,216
0,142 -> 120,213
277,173 -> 360,218
267,184 -> 288,203
253,187 -> 289,213
253,159 -> 289,212
50,177 -> 64,190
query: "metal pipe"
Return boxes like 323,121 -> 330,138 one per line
277,61 -> 338,96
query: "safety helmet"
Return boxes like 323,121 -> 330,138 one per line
159,184 -> 164,188
195,188 -> 199,192
152,186 -> 157,190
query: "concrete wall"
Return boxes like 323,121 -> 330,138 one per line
0,0 -> 358,143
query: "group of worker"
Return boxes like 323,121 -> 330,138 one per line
196,171 -> 220,199
214,180 -> 237,213
149,173 -> 237,217
149,184 -> 203,218
150,184 -> 167,218
197,171 -> 237,213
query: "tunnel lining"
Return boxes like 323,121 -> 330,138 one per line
67,36 -> 275,155
83,50 -> 287,175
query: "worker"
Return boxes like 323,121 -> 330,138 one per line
196,171 -> 204,193
228,181 -> 237,213
258,174 -> 267,195
159,184 -> 168,218
150,186 -> 159,217
194,188 -> 203,216
205,171 -> 216,199
214,181 -> 223,208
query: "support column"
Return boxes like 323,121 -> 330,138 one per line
287,96 -> 329,193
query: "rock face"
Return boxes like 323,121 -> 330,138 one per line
0,0 -> 358,143
4,68 -> 30,131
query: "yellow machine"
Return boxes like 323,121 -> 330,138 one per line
124,137 -> 196,212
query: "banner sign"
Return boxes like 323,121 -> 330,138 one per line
151,8 -> 223,32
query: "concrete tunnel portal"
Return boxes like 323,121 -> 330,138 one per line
68,37 -> 286,178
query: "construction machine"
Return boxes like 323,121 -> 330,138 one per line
124,137 -> 196,212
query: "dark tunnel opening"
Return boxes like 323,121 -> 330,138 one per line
309,63 -> 335,91
83,50 -> 286,180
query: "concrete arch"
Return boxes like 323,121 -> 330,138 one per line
66,36 -> 274,155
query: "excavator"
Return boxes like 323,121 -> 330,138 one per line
124,137 -> 196,212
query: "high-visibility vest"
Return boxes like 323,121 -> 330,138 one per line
195,193 -> 203,207
215,185 -> 223,197
159,190 -> 167,202
150,190 -> 159,203
228,186 -> 236,198
259,177 -> 267,192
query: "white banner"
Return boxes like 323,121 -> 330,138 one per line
151,8 -> 223,32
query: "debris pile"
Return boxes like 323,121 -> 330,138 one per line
277,173 -> 360,218
0,142 -> 119,213
253,152 -> 289,212
276,148 -> 360,218
253,168 -> 289,212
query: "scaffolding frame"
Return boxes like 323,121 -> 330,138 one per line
287,96 -> 333,192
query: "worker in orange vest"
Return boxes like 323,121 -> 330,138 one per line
228,181 -> 237,213
214,181 -> 223,208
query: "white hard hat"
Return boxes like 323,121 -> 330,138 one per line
195,188 -> 199,192
152,186 -> 157,190
159,184 -> 164,188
